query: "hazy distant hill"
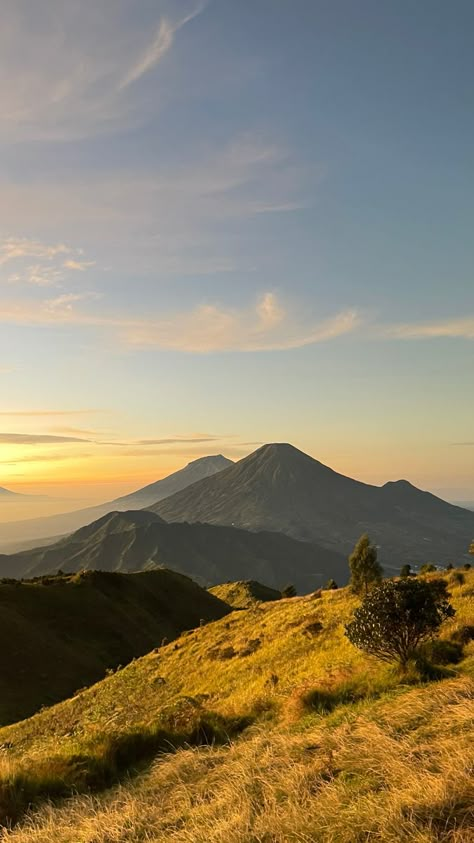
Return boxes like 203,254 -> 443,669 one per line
0,455 -> 233,552
150,443 -> 474,567
0,509 -> 346,592
0,568 -> 230,726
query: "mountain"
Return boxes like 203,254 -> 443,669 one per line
112,454 -> 233,509
150,443 -> 474,567
0,487 -> 46,499
0,567 -> 230,726
0,509 -> 346,592
0,455 -> 233,552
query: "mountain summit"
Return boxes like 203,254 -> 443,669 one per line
150,443 -> 474,567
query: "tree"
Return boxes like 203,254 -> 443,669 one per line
281,583 -> 297,598
400,564 -> 412,578
325,578 -> 338,590
348,534 -> 383,595
419,563 -> 437,574
469,540 -> 474,559
345,578 -> 455,669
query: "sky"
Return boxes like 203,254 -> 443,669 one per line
0,0 -> 473,515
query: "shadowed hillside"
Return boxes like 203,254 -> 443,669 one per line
0,510 -> 347,592
150,443 -> 474,567
0,568 -> 230,726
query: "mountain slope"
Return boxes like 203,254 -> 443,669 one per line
0,568 -> 230,726
0,510 -> 346,592
0,570 -> 472,840
208,579 -> 283,607
150,443 -> 474,567
0,455 -> 233,552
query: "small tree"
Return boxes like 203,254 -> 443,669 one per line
419,563 -> 437,574
349,534 -> 383,595
468,541 -> 474,560
281,584 -> 297,598
345,578 -> 455,669
325,578 -> 338,590
400,564 -> 412,578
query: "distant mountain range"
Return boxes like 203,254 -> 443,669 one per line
0,509 -> 346,592
0,487 -> 47,500
150,443 -> 474,567
0,455 -> 233,551
0,568 -> 230,726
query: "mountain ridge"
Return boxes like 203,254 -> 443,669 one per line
0,455 -> 233,552
150,443 -> 474,566
0,508 -> 347,591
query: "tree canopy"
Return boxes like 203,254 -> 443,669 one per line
348,534 -> 383,595
345,578 -> 455,668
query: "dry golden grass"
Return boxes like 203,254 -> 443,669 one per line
0,570 -> 473,840
4,675 -> 473,843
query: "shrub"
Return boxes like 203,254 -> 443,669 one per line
451,571 -> 465,586
400,564 -> 412,578
464,562 -> 472,570
324,578 -> 338,590
345,579 -> 455,669
348,534 -> 383,595
281,584 -> 297,598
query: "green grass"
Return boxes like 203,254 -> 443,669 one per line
208,579 -> 282,608
0,568 -> 229,725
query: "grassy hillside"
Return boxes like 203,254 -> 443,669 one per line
0,569 -> 472,839
0,511 -> 347,592
209,579 -> 282,607
0,569 -> 230,726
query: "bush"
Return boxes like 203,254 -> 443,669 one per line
281,584 -> 297,598
451,571 -> 465,586
345,579 -> 455,669
400,564 -> 412,578
324,578 -> 338,590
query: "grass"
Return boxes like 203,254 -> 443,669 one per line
209,579 -> 282,608
0,568 -> 230,725
0,568 -> 472,838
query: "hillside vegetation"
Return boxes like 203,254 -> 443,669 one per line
209,579 -> 282,607
0,568 -> 230,725
0,568 -> 472,840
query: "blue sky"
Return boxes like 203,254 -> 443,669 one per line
0,0 -> 473,506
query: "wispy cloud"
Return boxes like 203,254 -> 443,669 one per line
63,260 -> 96,272
119,5 -> 205,90
379,317 -> 474,341
0,237 -> 95,294
0,291 -> 360,353
0,410 -> 100,417
0,1 -> 207,141
0,433 -> 90,445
